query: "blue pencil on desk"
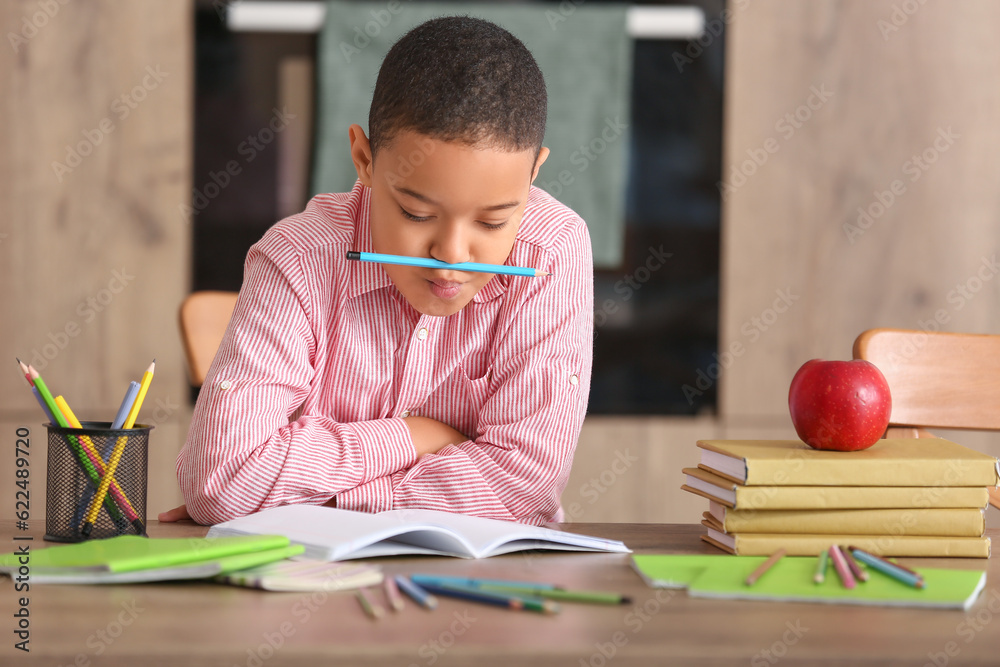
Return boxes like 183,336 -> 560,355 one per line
394,576 -> 438,610
346,251 -> 550,278
416,581 -> 560,614
410,574 -> 560,590
848,547 -> 925,589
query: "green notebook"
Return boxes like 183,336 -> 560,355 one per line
632,555 -> 987,611
0,534 -> 299,582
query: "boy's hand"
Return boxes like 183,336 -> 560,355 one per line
404,416 -> 469,457
158,504 -> 193,522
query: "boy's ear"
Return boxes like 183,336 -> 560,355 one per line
529,146 -> 550,184
349,124 -> 375,187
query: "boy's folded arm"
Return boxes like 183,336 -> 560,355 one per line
176,246 -> 420,525
338,221 -> 595,524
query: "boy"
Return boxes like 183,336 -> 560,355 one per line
162,16 -> 593,526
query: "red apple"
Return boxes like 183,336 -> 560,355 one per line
788,359 -> 892,451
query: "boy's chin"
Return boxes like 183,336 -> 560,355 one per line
409,298 -> 471,318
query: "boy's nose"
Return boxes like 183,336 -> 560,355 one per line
429,226 -> 470,265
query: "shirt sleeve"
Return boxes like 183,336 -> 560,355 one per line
335,219 -> 595,525
176,238 -> 418,525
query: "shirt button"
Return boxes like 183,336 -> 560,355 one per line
417,327 -> 429,340
219,380 -> 232,390
569,374 -> 579,386
400,410 -> 410,418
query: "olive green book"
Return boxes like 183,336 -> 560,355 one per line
682,467 -> 991,510
697,439 -> 1000,487
705,501 -> 985,537
700,523 -> 991,558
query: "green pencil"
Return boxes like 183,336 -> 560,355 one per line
478,584 -> 631,605
814,550 -> 829,584
30,368 -> 126,523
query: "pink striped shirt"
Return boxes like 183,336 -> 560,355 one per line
177,182 -> 594,525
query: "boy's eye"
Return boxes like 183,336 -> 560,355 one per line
399,206 -> 432,222
400,205 -> 508,231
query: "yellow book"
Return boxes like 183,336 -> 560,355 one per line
682,467 -> 991,510
704,501 -> 985,537
701,523 -> 992,558
697,438 -> 1000,487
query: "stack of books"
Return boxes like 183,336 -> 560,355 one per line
682,438 -> 1000,557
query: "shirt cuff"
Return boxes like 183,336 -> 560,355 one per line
338,417 -> 418,481
335,475 -> 395,514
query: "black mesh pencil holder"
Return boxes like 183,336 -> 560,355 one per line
45,421 -> 150,542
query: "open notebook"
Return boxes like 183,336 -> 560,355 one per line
207,505 -> 631,560
632,554 -> 987,611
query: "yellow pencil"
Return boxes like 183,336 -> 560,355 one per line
55,397 -> 144,534
81,360 -> 154,536
356,587 -> 384,620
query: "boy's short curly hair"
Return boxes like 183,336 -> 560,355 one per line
369,16 -> 547,158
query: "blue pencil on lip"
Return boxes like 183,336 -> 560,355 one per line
345,251 -> 550,278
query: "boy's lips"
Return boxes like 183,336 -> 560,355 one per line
427,278 -> 464,300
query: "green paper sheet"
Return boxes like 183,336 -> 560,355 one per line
1,544 -> 306,585
632,555 -> 987,611
0,534 -> 291,573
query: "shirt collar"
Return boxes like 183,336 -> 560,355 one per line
345,181 -> 510,304
346,183 -> 393,299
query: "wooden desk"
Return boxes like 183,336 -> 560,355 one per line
2,521 -> 997,666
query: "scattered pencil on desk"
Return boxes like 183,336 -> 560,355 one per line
813,550 -> 829,584
410,574 -> 629,605
478,584 -> 631,605
745,548 -> 786,586
416,581 -> 560,614
828,545 -> 856,589
383,575 -> 405,611
848,547 -> 924,589
410,574 -> 559,591
346,251 -> 550,278
395,576 -> 438,610
841,546 -> 869,583
356,587 -> 385,620
885,557 -> 922,579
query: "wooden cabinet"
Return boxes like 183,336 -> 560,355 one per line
0,1 -> 193,519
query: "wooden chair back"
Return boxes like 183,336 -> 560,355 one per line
178,291 -> 238,387
853,328 -> 1000,508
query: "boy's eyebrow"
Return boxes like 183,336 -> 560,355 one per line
394,186 -> 520,211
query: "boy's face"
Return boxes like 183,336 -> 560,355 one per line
350,126 -> 548,317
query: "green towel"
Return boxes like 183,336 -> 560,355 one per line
314,1 -> 632,267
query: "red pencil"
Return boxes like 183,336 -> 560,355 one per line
829,545 -> 856,589
841,546 -> 869,582
15,357 -> 32,387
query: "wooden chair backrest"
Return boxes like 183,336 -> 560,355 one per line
178,291 -> 238,387
853,328 -> 1000,432
854,328 -> 1000,509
